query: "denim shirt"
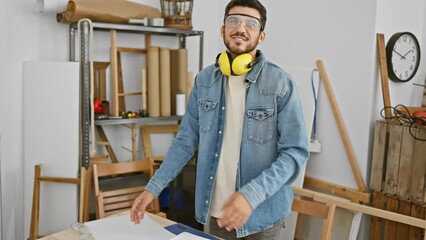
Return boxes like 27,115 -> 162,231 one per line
145,50 -> 309,237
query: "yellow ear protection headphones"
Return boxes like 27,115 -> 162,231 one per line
215,51 -> 254,76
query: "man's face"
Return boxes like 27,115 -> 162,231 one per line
221,6 -> 265,57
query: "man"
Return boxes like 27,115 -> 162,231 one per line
131,0 -> 309,239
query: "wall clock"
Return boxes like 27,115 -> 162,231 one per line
385,32 -> 421,82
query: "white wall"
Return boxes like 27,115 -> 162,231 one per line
263,0 -> 378,190
1,0 -> 426,239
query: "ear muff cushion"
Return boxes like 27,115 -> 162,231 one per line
218,51 -> 231,76
232,53 -> 253,75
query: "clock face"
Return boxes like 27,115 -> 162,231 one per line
386,32 -> 421,82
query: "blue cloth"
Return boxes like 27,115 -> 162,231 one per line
146,50 -> 309,237
165,223 -> 219,240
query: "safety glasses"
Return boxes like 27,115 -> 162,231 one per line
224,14 -> 263,31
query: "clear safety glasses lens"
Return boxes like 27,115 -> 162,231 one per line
224,15 -> 262,30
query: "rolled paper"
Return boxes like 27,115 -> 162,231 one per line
177,49 -> 188,93
170,49 -> 178,115
160,47 -> 171,116
147,46 -> 160,117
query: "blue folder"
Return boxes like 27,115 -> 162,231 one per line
165,223 -> 220,240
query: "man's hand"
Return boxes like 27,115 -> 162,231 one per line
130,191 -> 155,224
217,192 -> 253,231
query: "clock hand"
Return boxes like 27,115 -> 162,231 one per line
393,49 -> 406,59
402,49 -> 412,59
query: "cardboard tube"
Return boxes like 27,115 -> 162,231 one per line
141,68 -> 147,112
147,46 -> 160,117
177,48 -> 188,93
170,49 -> 178,115
160,48 -> 171,116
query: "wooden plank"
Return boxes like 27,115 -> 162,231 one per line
83,165 -> 92,222
396,200 -> 411,240
384,197 -> 399,240
96,126 -> 118,163
117,52 -> 126,114
322,203 -> 336,240
117,47 -> 146,54
370,120 -> 389,192
110,30 -> 119,116
303,176 -> 370,203
377,33 -> 392,119
79,167 -> 87,223
29,165 -> 41,240
293,187 -> 426,229
385,124 -> 403,195
38,176 -> 80,184
411,126 -> 426,203
316,60 -> 366,192
118,92 -> 142,97
291,198 -> 330,219
370,192 -> 385,240
397,124 -> 416,199
409,204 -> 425,240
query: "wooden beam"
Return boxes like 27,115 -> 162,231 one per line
316,60 -> 366,192
38,176 -> 80,184
293,187 -> 426,230
304,176 -> 370,203
110,30 -> 119,116
376,33 -> 392,119
117,47 -> 147,54
96,126 -> 118,163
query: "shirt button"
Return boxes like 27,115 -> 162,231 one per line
205,200 -> 209,204
210,176 -> 213,180
215,153 -> 218,157
218,131 -> 222,134
222,107 -> 225,110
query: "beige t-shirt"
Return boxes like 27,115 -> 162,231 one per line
210,74 -> 246,217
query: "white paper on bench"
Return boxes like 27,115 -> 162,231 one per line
86,214 -> 175,240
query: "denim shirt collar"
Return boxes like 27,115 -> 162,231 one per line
245,50 -> 266,83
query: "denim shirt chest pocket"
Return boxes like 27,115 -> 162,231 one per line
198,97 -> 218,132
247,107 -> 274,144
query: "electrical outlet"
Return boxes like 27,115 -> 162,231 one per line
309,139 -> 322,153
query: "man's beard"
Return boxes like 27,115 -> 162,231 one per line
224,33 -> 258,55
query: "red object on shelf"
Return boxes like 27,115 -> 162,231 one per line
413,111 -> 426,126
94,98 -> 102,114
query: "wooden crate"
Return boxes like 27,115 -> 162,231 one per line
370,191 -> 425,240
370,120 -> 426,203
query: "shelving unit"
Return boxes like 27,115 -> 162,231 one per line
69,20 -> 204,168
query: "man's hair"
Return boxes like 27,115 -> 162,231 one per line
224,0 -> 267,31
